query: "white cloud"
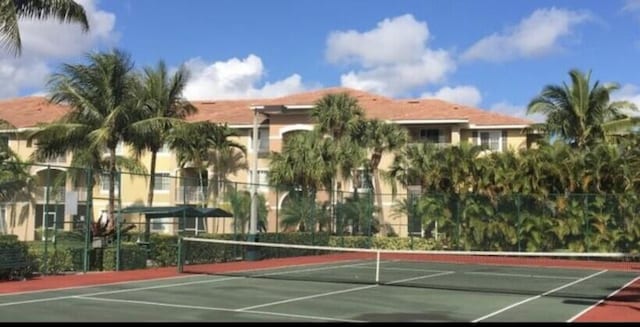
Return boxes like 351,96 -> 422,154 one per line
611,84 -> 640,116
0,0 -> 118,99
623,0 -> 640,13
462,8 -> 591,62
326,14 -> 456,97
420,85 -> 482,107
182,54 -> 307,100
490,101 -> 545,122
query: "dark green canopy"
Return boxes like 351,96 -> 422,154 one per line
116,205 -> 233,219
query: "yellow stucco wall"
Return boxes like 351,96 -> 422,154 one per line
2,119 -> 530,240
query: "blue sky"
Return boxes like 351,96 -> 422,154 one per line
4,0 -> 640,120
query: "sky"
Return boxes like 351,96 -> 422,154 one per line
3,0 -> 640,121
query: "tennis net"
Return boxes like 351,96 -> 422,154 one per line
178,237 -> 640,298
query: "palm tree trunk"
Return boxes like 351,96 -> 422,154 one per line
108,147 -> 117,235
373,167 -> 384,221
147,151 -> 157,207
371,152 -> 384,233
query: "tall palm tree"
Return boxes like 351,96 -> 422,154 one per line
28,49 -> 138,236
208,147 -> 247,205
269,130 -> 335,232
312,92 -> 366,231
129,61 -> 197,207
268,130 -> 333,197
225,188 -> 267,234
167,121 -> 245,207
357,119 -> 408,222
1,0 -> 89,56
527,69 -> 637,150
0,130 -> 31,202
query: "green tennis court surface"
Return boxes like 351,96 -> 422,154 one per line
0,258 -> 636,322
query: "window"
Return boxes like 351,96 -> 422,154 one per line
249,169 -> 269,193
249,128 -> 269,153
100,173 -> 120,193
419,129 -> 442,143
354,169 -> 372,190
0,135 -> 8,147
151,218 -> 171,232
115,142 -> 124,155
158,143 -> 171,155
153,172 -> 171,192
479,131 -> 501,151
180,217 -> 207,235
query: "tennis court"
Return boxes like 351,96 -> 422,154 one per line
1,238 -> 639,322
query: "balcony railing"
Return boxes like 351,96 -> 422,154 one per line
34,187 -> 90,202
34,187 -> 65,202
175,186 -> 208,203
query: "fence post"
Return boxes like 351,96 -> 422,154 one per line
516,194 -> 521,252
83,167 -> 93,273
116,171 -> 122,271
43,165 -> 51,275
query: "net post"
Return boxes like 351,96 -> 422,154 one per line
375,250 -> 380,284
177,236 -> 183,273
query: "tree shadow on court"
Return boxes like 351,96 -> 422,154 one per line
352,311 -> 458,322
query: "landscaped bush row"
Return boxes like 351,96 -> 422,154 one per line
0,235 -> 31,280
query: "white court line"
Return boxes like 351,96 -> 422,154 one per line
472,270 -> 608,322
0,274 -> 204,297
254,261 -> 373,277
75,296 -> 363,322
236,271 -> 455,312
464,271 -> 580,280
350,265 -> 450,273
0,260 -> 375,308
0,276 -> 242,307
567,275 -> 640,322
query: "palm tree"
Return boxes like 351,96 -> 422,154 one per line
357,119 -> 408,222
268,130 -> 333,197
28,49 -> 138,236
208,147 -> 247,205
0,131 -> 32,202
1,0 -> 89,56
167,121 -> 245,207
225,188 -> 267,234
311,92 -> 366,231
129,61 -> 197,207
269,130 -> 335,232
527,69 -> 638,150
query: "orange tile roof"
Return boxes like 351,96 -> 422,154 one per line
0,96 -> 69,129
0,87 -> 532,129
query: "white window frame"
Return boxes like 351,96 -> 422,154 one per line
248,128 -> 269,153
153,172 -> 171,193
479,130 -> 502,152
354,168 -> 372,192
100,173 -> 120,194
419,128 -> 445,145
158,143 -> 171,156
151,217 -> 172,232
249,169 -> 269,193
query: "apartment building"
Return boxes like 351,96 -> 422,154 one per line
0,87 -> 532,240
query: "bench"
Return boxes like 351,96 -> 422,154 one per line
0,248 -> 29,280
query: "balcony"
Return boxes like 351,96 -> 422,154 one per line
175,186 -> 208,203
34,187 -> 65,202
34,187 -> 91,202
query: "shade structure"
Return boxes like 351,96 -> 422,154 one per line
116,205 -> 233,219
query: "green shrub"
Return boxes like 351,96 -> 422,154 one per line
0,235 -> 31,280
103,243 -> 147,271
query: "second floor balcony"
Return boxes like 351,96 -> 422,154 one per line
175,186 -> 207,203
